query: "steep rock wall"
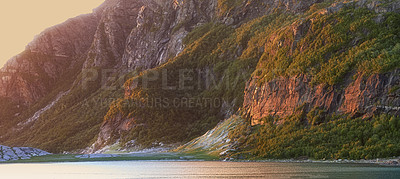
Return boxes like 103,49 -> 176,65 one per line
244,71 -> 400,125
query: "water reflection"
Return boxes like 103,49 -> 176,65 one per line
0,161 -> 399,179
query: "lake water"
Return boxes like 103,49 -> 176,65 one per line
0,161 -> 400,179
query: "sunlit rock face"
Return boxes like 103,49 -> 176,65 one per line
0,145 -> 51,161
244,69 -> 400,125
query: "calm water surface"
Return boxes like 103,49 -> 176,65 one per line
1,161 -> 400,179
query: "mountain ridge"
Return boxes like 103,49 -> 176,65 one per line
0,0 -> 399,160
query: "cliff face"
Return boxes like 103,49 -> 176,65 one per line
244,71 -> 400,125
122,0 -> 188,70
85,0 -> 219,70
84,0 -> 144,68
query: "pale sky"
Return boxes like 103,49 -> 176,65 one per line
0,0 -> 105,68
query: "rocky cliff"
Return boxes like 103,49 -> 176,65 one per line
244,70 -> 400,125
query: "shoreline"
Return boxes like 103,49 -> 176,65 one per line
1,152 -> 399,166
231,158 -> 400,166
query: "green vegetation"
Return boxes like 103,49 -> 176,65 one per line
229,114 -> 400,160
389,85 -> 400,94
217,0 -> 242,17
255,6 -> 400,86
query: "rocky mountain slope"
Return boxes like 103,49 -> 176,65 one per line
0,14 -> 99,106
0,0 -> 399,160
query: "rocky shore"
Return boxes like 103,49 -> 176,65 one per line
1,146 -> 400,166
0,145 -> 51,161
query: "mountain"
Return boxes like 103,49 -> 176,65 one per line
0,0 -> 399,160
